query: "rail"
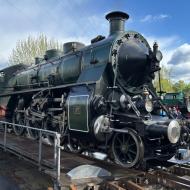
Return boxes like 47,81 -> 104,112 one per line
0,120 -> 62,190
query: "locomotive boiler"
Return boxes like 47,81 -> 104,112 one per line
0,11 -> 188,168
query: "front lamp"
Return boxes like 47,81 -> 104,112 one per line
155,50 -> 163,62
167,120 -> 181,144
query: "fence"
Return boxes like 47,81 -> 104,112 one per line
0,120 -> 62,190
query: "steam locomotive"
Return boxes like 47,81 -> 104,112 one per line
0,11 -> 189,168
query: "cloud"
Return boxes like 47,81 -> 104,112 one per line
168,43 -> 190,65
140,14 -> 170,22
146,35 -> 181,70
167,43 -> 190,81
0,0 -> 108,69
147,35 -> 179,50
145,35 -> 190,82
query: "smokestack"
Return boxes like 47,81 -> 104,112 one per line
105,11 -> 129,36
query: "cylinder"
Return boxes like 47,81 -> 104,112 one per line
146,124 -> 168,137
146,120 -> 181,144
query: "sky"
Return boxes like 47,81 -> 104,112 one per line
0,0 -> 190,81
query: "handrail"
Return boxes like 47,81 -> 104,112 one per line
0,121 -> 58,135
0,120 -> 61,189
0,81 -> 97,97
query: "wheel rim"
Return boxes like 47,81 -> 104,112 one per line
13,112 -> 25,136
44,118 -> 63,145
68,136 -> 82,153
26,119 -> 40,140
45,123 -> 56,145
112,130 -> 144,168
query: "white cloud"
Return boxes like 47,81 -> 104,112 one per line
147,35 -> 179,50
140,14 -> 170,22
168,43 -> 190,65
146,35 -> 181,69
167,43 -> 190,81
145,35 -> 190,82
0,0 -> 108,70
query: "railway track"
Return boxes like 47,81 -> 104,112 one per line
0,129 -> 190,190
100,164 -> 190,190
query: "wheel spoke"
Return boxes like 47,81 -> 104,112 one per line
115,146 -> 121,149
125,153 -> 130,161
116,136 -> 122,144
127,152 -> 133,162
128,149 -> 137,155
122,153 -> 127,162
27,120 -> 40,140
117,151 -> 122,158
13,113 -> 25,136
128,143 -> 136,148
126,135 -> 131,144
122,134 -> 125,144
112,130 -> 143,168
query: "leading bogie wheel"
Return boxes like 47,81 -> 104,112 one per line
12,111 -> 25,136
67,134 -> 83,154
111,128 -> 144,168
26,119 -> 40,140
44,117 -> 64,145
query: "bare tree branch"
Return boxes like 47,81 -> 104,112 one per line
9,34 -> 62,65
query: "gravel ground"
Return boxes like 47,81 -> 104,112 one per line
0,149 -> 53,190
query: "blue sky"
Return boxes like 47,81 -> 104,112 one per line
0,0 -> 190,81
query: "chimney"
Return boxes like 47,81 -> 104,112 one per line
105,11 -> 129,36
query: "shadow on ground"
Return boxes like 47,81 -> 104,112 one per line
0,149 -> 53,190
0,176 -> 20,190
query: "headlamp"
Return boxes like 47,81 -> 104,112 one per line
167,120 -> 181,144
155,50 -> 163,62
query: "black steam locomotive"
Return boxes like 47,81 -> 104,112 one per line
0,11 -> 188,168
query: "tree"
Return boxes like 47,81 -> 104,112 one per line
9,34 -> 61,65
183,83 -> 190,95
172,80 -> 190,96
153,67 -> 190,95
173,80 -> 186,92
153,65 -> 174,93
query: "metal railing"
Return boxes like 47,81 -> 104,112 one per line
0,120 -> 62,190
